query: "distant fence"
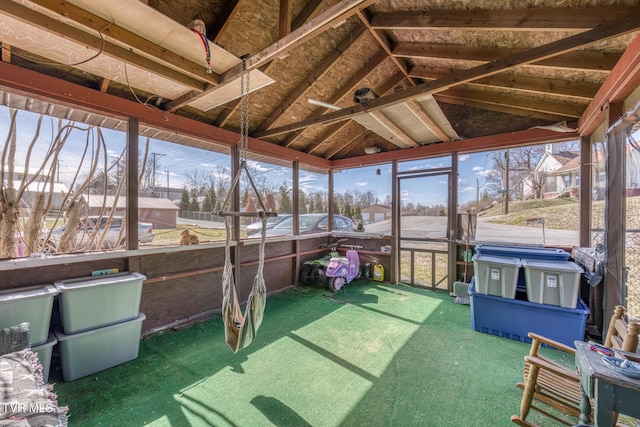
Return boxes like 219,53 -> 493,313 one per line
179,211 -> 224,223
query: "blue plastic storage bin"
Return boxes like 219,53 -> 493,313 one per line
475,245 -> 571,292
468,279 -> 589,348
474,244 -> 571,261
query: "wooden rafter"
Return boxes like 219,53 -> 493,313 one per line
393,43 -> 619,72
255,25 -> 368,133
579,32 -> 640,135
254,13 -> 640,139
279,0 -> 292,39
324,130 -> 368,159
220,0 -> 378,83
210,0 -> 241,44
292,0 -> 326,31
170,0 -> 378,113
307,72 -> 406,155
283,49 -> 390,148
434,87 -> 587,120
409,65 -> 600,100
13,0 -> 219,86
370,6 -> 640,31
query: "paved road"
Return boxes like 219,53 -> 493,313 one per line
364,216 -> 578,247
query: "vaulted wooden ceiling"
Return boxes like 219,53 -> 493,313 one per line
1,0 -> 640,163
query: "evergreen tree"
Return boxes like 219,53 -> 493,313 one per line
209,186 -> 217,212
189,188 -> 199,211
353,205 -> 362,222
201,192 -> 213,212
298,190 -> 308,214
179,188 -> 190,215
278,183 -> 292,213
342,201 -> 353,218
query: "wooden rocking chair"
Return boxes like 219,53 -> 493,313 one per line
511,305 -> 640,427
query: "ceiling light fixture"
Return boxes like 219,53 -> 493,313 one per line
365,146 -> 381,155
307,98 -> 342,111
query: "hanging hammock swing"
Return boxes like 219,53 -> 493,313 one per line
215,58 -> 276,352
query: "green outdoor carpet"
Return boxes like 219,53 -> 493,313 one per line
54,281 -> 572,427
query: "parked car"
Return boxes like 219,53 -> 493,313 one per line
40,216 -> 154,252
249,213 -> 356,238
245,214 -> 292,236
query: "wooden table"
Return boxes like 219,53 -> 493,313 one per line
574,341 -> 640,426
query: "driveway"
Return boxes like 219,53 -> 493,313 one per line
364,216 -> 578,247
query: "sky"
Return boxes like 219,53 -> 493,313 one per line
0,105 -> 578,209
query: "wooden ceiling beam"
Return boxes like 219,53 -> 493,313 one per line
180,0 -> 378,111
409,65 -> 600,100
579,32 -> 640,135
292,0 -> 326,31
220,0 -> 378,84
254,13 -> 640,138
405,99 -> 453,142
368,110 -> 420,148
370,6 -> 640,31
255,25 -> 368,133
19,0 -> 219,86
332,127 -> 579,170
210,0 -> 241,44
279,0 -> 292,39
393,42 -> 619,72
284,49 -> 390,148
307,72 -> 406,155
355,9 -> 454,142
324,130 -> 368,159
434,87 -> 587,121
1,42 -> 10,63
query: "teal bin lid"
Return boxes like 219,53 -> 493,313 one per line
0,284 -> 57,303
521,259 -> 583,273
54,271 -> 146,292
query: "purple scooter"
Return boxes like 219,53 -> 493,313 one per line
324,244 -> 362,292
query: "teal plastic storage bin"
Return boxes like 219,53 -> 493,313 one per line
54,272 -> 145,334
32,333 -> 57,383
54,313 -> 145,381
523,260 -> 583,309
475,245 -> 570,292
472,254 -> 521,299
469,280 -> 589,348
0,285 -> 57,346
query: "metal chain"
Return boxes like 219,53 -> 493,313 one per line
239,58 -> 250,161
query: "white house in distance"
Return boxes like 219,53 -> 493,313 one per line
361,204 -> 391,224
526,143 -> 640,200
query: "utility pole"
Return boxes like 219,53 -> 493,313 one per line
151,152 -> 165,195
166,170 -> 170,199
476,178 -> 480,203
504,150 -> 510,215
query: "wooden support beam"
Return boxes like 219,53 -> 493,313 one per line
219,0 -> 378,83
579,32 -> 640,135
410,65 -> 600,100
435,87 -> 588,118
393,42 -> 619,72
1,42 -> 10,63
332,127 -> 579,170
15,0 -> 219,86
370,6 -> 640,31
279,0 -> 292,39
255,25 -> 368,133
99,78 -> 110,93
254,14 -> 640,138
0,60 -> 331,170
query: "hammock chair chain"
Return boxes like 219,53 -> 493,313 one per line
239,57 -> 250,161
